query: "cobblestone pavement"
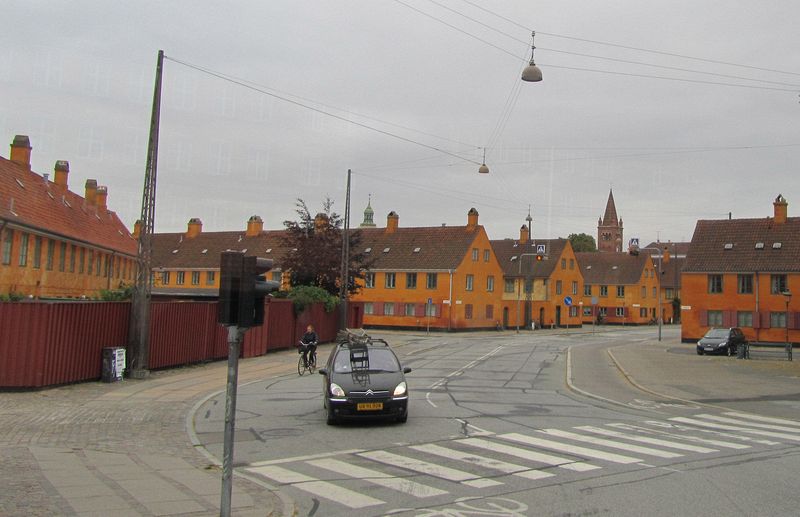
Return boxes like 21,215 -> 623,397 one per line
0,349 -> 299,517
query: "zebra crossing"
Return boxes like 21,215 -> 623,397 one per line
243,411 -> 800,511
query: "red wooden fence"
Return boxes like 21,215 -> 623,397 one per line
0,299 -> 363,389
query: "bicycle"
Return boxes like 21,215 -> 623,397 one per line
297,342 -> 317,376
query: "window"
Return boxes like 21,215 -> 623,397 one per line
483,249 -> 490,262
665,288 -> 674,299
584,284 -> 592,296
161,271 -> 170,285
271,271 -> 281,282
472,248 -> 479,261
561,258 -> 566,270
425,303 -> 437,317
771,275 -> 787,294
191,271 -> 200,285
707,310 -> 723,326
600,285 -> 608,297
96,254 -> 101,276
88,250 -> 94,275
572,281 -> 578,295
640,308 -> 648,318
569,259 -> 575,270
556,280 -> 562,295
653,287 -> 657,298
384,302 -> 395,316
615,307 -> 625,317
616,286 -> 625,297
708,274 -> 723,294
486,275 -> 494,292
598,307 -> 607,317
364,302 -> 374,315
525,279 -> 533,293
770,312 -> 787,328
737,274 -> 753,294
737,311 -> 753,327
33,236 -> 42,268
18,233 -> 29,266
570,306 -> 578,317
485,304 -> 494,319
176,271 -> 185,285
405,303 -> 415,316
122,258 -> 127,279
406,273 -> 417,289
385,272 -> 396,289
504,279 -> 515,293
426,273 -> 437,289
465,303 -> 473,319
79,247 -> 85,274
206,271 -> 216,285
583,307 -> 593,316
45,239 -> 54,273
59,242 -> 66,272
69,244 -> 76,273
466,274 -> 474,291
1,229 -> 12,265
365,272 -> 375,288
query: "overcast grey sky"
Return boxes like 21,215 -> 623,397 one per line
2,1 -> 798,245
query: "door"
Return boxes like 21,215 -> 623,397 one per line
502,307 -> 509,328
555,305 -> 562,327
538,307 -> 545,329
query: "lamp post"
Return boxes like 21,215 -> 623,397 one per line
515,253 -> 538,333
339,169 -> 351,330
783,290 -> 792,361
640,247 -> 663,341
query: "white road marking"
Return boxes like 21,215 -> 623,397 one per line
609,423 -> 752,449
500,433 -> 643,464
723,412 -> 800,428
575,426 -> 718,453
358,450 -> 503,488
410,443 -> 554,481
695,414 -> 800,433
426,392 -> 437,408
250,465 -> 383,508
459,437 -> 600,472
670,417 -> 800,442
538,429 -> 683,458
246,449 -> 366,467
455,419 -> 495,436
307,458 -> 447,498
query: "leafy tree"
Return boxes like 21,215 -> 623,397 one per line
99,283 -> 134,301
280,285 -> 339,314
281,198 -> 374,297
568,233 -> 597,252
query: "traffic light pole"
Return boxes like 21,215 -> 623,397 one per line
220,325 -> 244,517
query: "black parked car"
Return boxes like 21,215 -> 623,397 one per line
697,327 -> 748,356
318,332 -> 411,425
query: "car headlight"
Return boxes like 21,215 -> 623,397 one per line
393,382 -> 407,397
330,383 -> 345,397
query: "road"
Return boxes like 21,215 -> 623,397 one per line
192,327 -> 800,516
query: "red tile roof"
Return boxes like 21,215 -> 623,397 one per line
490,238 -> 567,278
151,230 -> 291,269
684,217 -> 800,273
356,226 -> 483,270
575,252 -> 650,285
0,156 -> 137,255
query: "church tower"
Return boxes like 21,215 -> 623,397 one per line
360,195 -> 376,228
597,189 -> 624,252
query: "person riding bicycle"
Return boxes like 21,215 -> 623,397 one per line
299,324 -> 318,368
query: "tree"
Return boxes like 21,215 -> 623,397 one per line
281,198 -> 373,297
568,233 -> 597,252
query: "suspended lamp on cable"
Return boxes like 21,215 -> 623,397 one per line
521,31 -> 543,82
478,148 -> 489,174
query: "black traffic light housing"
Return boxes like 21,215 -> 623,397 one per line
218,251 -> 280,328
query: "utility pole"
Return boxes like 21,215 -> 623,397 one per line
339,169 -> 351,330
128,49 -> 163,379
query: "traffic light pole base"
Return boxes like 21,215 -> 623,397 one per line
220,325 -> 244,517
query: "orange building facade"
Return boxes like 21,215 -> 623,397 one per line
681,196 -> 799,343
0,135 -> 137,298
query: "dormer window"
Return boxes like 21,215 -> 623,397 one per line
201,249 -> 208,254
383,247 -> 390,253
755,242 -> 765,249
364,247 -> 371,253
266,248 -> 272,253
586,265 -> 592,270
612,265 -> 618,270
413,247 -> 421,253
724,243 -> 733,250
773,242 -> 782,249
172,249 -> 179,254
241,248 -> 247,253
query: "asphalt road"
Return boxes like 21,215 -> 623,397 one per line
193,327 -> 800,516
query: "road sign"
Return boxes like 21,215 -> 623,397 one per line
564,296 -> 572,306
536,244 -> 546,254
629,237 -> 639,248
427,297 -> 432,305
591,296 -> 598,305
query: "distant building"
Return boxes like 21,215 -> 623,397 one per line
681,195 -> 798,343
359,196 -> 376,228
0,135 -> 137,298
597,189 -> 624,253
642,241 -> 689,323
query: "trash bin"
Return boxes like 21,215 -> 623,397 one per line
102,347 -> 126,382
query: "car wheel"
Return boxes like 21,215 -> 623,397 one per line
326,406 -> 338,425
697,349 -> 704,355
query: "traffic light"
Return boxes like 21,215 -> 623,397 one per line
536,254 -> 543,262
218,251 -> 280,328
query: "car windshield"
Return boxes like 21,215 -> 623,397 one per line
333,348 -> 401,374
704,329 -> 730,339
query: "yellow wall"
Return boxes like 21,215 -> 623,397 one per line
579,255 -> 660,325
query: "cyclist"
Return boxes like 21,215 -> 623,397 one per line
299,324 -> 318,368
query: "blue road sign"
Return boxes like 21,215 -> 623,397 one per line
564,296 -> 573,306
428,297 -> 433,305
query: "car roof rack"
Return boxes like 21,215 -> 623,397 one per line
336,329 -> 389,348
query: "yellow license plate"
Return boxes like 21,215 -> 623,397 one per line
357,402 -> 383,411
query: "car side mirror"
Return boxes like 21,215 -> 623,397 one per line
403,367 -> 412,374
318,368 -> 328,375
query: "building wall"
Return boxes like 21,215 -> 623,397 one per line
0,227 -> 136,298
681,272 -> 799,343
579,258 -> 660,325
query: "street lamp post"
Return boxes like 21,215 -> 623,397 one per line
783,290 -> 792,361
640,247 -> 663,341
339,169 -> 351,330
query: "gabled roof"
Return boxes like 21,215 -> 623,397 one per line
601,189 -> 619,226
356,225 -> 483,271
684,217 -> 800,273
642,241 -> 690,258
151,230 -> 291,269
490,238 -> 567,278
0,156 -> 136,255
575,252 -> 650,285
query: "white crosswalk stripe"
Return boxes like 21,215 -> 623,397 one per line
500,433 -> 643,464
358,450 -> 503,488
250,465 -> 384,508
410,443 -> 554,481
459,437 -> 600,472
723,412 -> 800,428
608,423 -> 752,449
670,416 -> 800,442
574,426 -> 718,454
306,458 -> 447,498
695,414 -> 800,434
538,428 -> 684,458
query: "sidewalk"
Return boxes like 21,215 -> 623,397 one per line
0,348 -> 300,517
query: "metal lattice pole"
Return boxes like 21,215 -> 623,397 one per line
128,49 -> 164,379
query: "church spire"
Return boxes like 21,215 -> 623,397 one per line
602,189 -> 618,226
597,189 -> 623,253
360,194 -> 376,227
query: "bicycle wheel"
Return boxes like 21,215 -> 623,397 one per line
298,355 -> 306,376
309,352 -> 317,372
